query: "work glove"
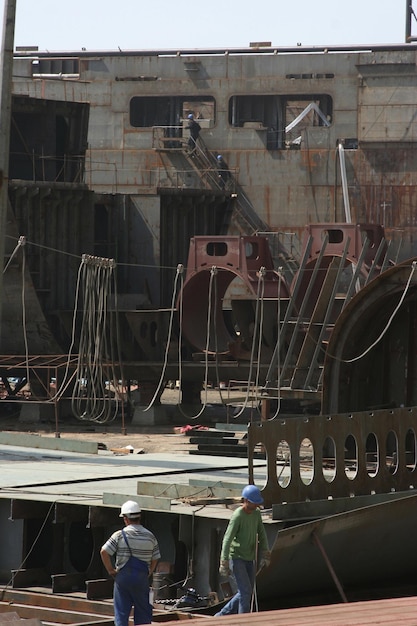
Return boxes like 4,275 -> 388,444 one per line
219,560 -> 231,577
259,550 -> 271,570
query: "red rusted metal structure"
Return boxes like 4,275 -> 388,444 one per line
179,235 -> 290,356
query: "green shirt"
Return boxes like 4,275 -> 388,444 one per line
220,506 -> 269,562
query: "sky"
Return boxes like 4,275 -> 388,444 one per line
0,0 -> 413,52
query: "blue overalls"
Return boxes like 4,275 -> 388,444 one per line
113,530 -> 152,626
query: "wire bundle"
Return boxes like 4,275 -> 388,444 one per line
71,254 -> 120,423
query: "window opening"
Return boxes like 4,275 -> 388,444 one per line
322,436 -> 336,482
405,428 -> 416,472
207,241 -> 228,257
276,439 -> 291,487
344,434 -> 358,479
365,432 -> 379,477
386,430 -> 399,474
300,437 -> 314,485
130,95 -> 215,137
228,94 -> 332,150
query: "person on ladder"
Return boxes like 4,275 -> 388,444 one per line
215,485 -> 271,615
187,113 -> 201,154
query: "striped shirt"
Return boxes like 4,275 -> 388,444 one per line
101,524 -> 161,571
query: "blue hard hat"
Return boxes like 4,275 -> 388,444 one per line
187,114 -> 194,119
241,484 -> 263,505
217,154 -> 223,160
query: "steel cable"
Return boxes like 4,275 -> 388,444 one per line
71,255 -> 119,423
232,267 -> 266,419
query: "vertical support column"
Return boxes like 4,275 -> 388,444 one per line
0,0 -> 16,335
131,381 -> 168,426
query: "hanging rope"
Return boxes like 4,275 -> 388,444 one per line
212,267 -> 230,407
20,238 -> 31,394
232,267 -> 266,420
1,236 -> 32,396
326,260 -> 417,364
268,267 -> 284,420
177,265 -> 217,420
253,267 -> 266,403
71,254 -> 119,423
47,259 -> 84,403
3,235 -> 26,274
143,264 -> 184,411
3,240 -> 130,419
3,234 -> 79,403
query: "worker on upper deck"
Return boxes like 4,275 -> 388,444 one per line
187,113 -> 201,153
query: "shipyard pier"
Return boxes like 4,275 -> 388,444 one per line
2,23 -> 417,622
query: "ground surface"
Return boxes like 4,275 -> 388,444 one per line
0,388 -> 250,454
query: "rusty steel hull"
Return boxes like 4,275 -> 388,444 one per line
2,43 -> 417,416
257,492 -> 417,606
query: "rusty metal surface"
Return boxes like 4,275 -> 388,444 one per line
85,579 -> 113,601
5,44 -> 417,405
179,236 -> 289,354
0,588 -> 113,614
299,223 -> 387,268
0,583 -> 208,622
10,46 -> 417,257
248,406 -> 417,507
291,223 -> 388,315
256,492 -> 417,603
0,613 -> 21,622
0,600 -> 111,623
322,259 -> 417,413
0,588 -> 114,625
149,595 -> 417,625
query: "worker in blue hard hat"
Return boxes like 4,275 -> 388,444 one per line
216,154 -> 230,189
187,113 -> 201,153
215,485 -> 271,616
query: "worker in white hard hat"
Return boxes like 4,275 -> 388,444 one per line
100,500 -> 161,626
215,485 -> 270,616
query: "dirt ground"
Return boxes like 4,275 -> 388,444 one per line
0,387 -> 249,455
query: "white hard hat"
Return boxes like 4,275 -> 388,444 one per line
120,500 -> 141,517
